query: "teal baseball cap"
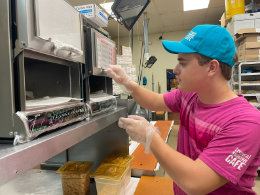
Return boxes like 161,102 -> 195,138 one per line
162,25 -> 236,67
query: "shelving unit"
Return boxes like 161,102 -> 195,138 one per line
232,61 -> 260,98
241,73 -> 260,76
242,94 -> 260,96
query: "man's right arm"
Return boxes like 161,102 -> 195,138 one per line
107,65 -> 171,112
131,85 -> 171,112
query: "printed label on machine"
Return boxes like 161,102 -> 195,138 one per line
96,33 -> 116,68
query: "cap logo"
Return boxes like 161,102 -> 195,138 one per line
185,31 -> 197,41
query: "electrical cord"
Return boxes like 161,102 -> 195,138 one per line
139,42 -> 145,85
137,19 -> 150,85
138,41 -> 144,85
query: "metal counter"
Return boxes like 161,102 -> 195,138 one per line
0,106 -> 127,186
0,169 -> 96,195
0,169 -> 140,195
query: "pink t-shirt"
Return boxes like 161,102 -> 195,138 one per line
164,89 -> 260,195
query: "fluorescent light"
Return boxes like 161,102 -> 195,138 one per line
100,2 -> 114,13
183,0 -> 210,11
100,2 -> 118,21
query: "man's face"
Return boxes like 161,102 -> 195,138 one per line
173,53 -> 209,92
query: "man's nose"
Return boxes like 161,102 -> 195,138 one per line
173,64 -> 181,75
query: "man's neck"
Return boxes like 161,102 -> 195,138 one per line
197,79 -> 238,105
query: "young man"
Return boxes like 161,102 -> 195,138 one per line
107,25 -> 260,195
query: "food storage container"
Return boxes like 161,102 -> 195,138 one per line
56,161 -> 94,195
90,163 -> 130,195
101,154 -> 135,166
101,154 -> 134,185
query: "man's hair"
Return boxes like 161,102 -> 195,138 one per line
195,53 -> 238,80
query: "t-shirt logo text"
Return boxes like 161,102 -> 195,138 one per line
225,148 -> 251,170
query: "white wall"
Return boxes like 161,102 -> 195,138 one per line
113,30 -> 191,94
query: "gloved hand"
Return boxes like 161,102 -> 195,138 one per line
118,115 -> 160,154
106,65 -> 138,95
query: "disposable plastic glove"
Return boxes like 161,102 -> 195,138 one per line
118,115 -> 160,154
106,65 -> 138,95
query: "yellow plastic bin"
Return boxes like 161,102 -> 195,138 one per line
225,0 -> 245,20
56,161 -> 94,195
101,154 -> 134,185
91,163 -> 130,195
101,154 -> 135,166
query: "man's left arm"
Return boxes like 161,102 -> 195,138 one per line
119,116 -> 228,195
151,133 -> 228,195
119,116 -> 260,195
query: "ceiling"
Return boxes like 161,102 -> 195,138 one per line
68,0 -> 260,38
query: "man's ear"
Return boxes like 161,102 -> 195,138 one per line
208,60 -> 219,77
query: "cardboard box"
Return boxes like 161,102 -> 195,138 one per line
226,20 -> 254,36
238,48 -> 260,56
75,4 -> 108,27
235,28 -> 260,42
239,36 -> 260,45
220,12 -> 228,27
231,12 -> 260,22
226,13 -> 260,36
255,18 -> 260,28
239,42 -> 260,50
239,55 -> 260,61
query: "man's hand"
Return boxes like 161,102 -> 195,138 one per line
107,65 -> 138,95
118,115 -> 160,154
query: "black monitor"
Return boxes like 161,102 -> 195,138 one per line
111,0 -> 151,31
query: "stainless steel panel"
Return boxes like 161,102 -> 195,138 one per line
16,0 -> 29,48
68,122 -> 129,170
34,0 -> 82,52
0,106 -> 127,186
0,170 -> 63,195
16,0 -> 85,63
0,0 -> 15,138
14,49 -> 82,110
17,53 -> 27,111
43,150 -> 67,169
89,76 -> 107,94
23,49 -> 77,66
24,58 -> 71,98
0,169 -> 97,195
117,99 -> 128,107
106,77 -> 113,95
0,169 -> 140,194
127,99 -> 136,115
71,63 -> 82,98
117,99 -> 136,114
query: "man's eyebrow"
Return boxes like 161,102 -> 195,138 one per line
178,58 -> 188,61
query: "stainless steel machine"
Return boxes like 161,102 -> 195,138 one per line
0,0 -> 129,186
1,0 -> 85,141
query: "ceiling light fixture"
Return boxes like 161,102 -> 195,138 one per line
183,0 -> 210,11
100,2 -> 114,12
100,2 -> 117,21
